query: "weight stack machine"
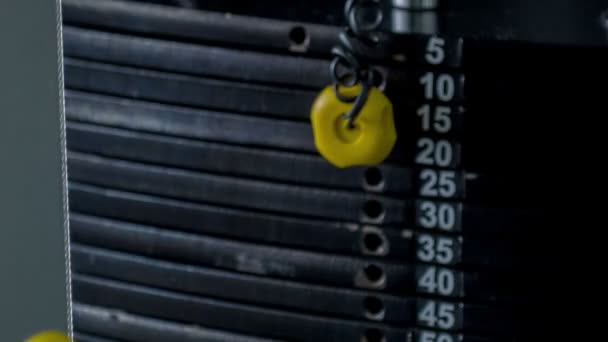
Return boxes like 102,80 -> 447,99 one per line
61,0 -> 607,341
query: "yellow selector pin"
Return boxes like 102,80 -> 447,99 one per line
311,0 -> 396,168
311,84 -> 396,168
25,331 -> 70,342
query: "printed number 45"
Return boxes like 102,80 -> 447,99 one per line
418,301 -> 456,330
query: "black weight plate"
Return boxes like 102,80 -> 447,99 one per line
74,333 -> 122,342
73,244 -> 514,331
70,213 -> 413,292
62,58 -> 415,133
70,212 -> 513,299
62,0 -> 339,55
62,26 -> 409,95
69,182 -> 413,258
74,303 -> 280,342
64,58 -> 316,120
64,93 -> 546,203
66,120 -> 544,208
72,274 -> 411,342
67,152 -> 408,224
65,90 -> 315,153
69,182 -> 519,269
72,244 -> 414,324
66,122 -> 412,194
63,26 -> 330,89
67,150 -> 541,228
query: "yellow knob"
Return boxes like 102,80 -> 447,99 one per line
311,85 -> 397,168
25,331 -> 69,342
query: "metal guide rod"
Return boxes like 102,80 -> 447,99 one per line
392,0 -> 439,10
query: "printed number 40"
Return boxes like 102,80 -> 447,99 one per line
418,266 -> 456,295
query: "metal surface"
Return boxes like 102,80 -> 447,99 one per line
71,245 -> 511,332
73,303 -> 281,342
70,213 -> 414,292
62,0 -> 340,54
392,0 -> 439,10
66,122 -> 412,194
67,152 -> 408,223
69,213 -> 511,300
65,91 -> 316,152
389,9 -> 438,34
71,244 -> 415,323
0,1 -> 69,339
64,59 -> 317,121
72,274 -> 412,342
60,1 -> 606,340
68,183 -> 414,258
62,27 -> 331,88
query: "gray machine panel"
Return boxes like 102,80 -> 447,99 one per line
0,1 -> 68,339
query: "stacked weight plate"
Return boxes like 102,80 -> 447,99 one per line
61,0 -> 555,341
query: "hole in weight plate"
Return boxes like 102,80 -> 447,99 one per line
289,26 -> 308,45
363,231 -> 384,254
363,264 -> 384,283
363,328 -> 385,342
363,200 -> 384,220
364,167 -> 384,187
370,68 -> 387,91
363,296 -> 385,316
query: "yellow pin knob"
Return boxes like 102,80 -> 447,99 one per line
25,331 -> 69,342
311,85 -> 397,168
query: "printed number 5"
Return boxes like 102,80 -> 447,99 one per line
426,37 -> 445,65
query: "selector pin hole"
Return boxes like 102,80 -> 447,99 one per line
362,231 -> 385,254
289,26 -> 309,47
363,296 -> 385,317
364,167 -> 384,187
363,200 -> 385,220
363,264 -> 384,283
371,68 -> 387,91
362,328 -> 385,342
